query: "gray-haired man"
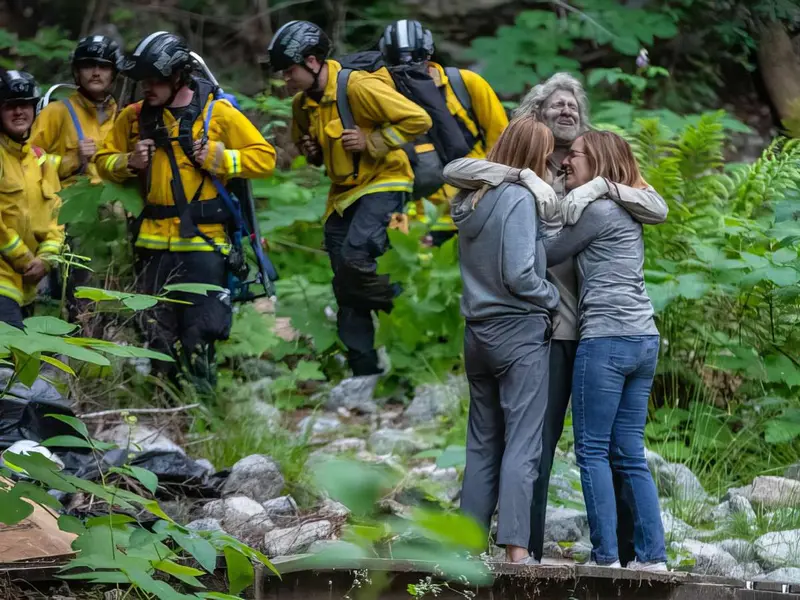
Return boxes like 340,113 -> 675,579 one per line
515,73 -> 668,565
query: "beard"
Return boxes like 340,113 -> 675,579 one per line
549,121 -> 581,144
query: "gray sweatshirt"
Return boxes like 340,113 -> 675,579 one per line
451,182 -> 560,321
543,199 -> 658,339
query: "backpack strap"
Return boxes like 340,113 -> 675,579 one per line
335,68 -> 360,179
62,99 -> 85,142
445,66 -> 485,145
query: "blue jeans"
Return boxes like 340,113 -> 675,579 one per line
572,335 -> 666,565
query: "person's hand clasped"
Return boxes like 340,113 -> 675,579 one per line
78,138 -> 97,162
341,128 -> 367,152
22,258 -> 48,284
128,139 -> 155,170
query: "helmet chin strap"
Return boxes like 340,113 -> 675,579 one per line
302,62 -> 323,94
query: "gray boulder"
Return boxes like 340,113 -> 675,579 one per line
222,455 -> 285,503
203,496 -> 275,539
326,375 -> 379,414
656,462 -> 708,502
661,508 -> 694,541
96,424 -> 183,454
319,498 -> 351,520
409,464 -> 461,502
232,399 -> 281,429
719,539 -> 758,563
195,458 -> 216,476
755,530 -> 800,569
646,448 -> 668,474
724,484 -> 754,502
748,477 -> 800,510
368,428 -> 426,456
671,539 -> 739,576
322,438 -> 367,454
785,464 -> 800,481
263,520 -> 334,556
732,562 -> 764,579
757,568 -> 800,583
405,376 -> 467,426
298,415 -> 342,437
730,495 -> 758,523
240,360 -> 283,381
544,506 -> 588,543
710,501 -> 732,522
186,518 -> 226,534
262,496 -> 298,517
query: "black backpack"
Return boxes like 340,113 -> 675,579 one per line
335,52 -> 480,200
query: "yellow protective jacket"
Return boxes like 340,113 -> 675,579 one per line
372,62 -> 508,232
0,135 -> 64,306
291,60 -> 433,219
95,90 -> 276,253
30,91 -> 118,185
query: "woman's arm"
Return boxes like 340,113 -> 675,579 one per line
543,201 -> 607,266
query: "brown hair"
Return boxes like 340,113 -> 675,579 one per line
580,130 -> 647,189
486,116 -> 554,179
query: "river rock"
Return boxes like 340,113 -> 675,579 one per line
719,539 -> 758,563
404,376 -> 467,426
656,462 -> 707,502
232,399 -> 281,428
319,498 -> 351,520
544,506 -> 588,543
368,428 -> 426,456
710,501 -> 732,522
732,562 -> 764,579
671,540 -> 738,576
785,464 -> 800,481
323,438 -> 367,454
298,415 -> 342,437
195,458 -> 216,476
755,530 -> 800,568
326,375 -> 380,414
757,568 -> 800,583
646,449 -> 668,474
724,484 -> 753,502
730,495 -> 758,523
748,477 -> 800,510
661,508 -> 694,540
186,518 -> 226,533
203,496 -> 275,539
262,496 -> 298,517
263,520 -> 334,556
240,360 -> 284,381
96,424 -> 183,454
222,454 -> 285,503
409,464 -> 461,502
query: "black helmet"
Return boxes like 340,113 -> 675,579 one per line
380,19 -> 430,65
120,31 -> 193,81
0,70 -> 41,105
72,35 -> 123,70
267,20 -> 331,72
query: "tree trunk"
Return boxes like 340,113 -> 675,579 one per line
757,20 -> 800,122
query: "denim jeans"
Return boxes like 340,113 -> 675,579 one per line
572,335 -> 666,565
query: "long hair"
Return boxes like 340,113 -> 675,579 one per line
513,72 -> 590,133
486,116 -> 554,178
580,130 -> 647,189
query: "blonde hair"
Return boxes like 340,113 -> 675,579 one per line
580,130 -> 647,189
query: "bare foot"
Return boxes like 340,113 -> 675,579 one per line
506,545 -> 530,563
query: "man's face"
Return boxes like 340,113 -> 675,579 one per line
1,102 -> 35,138
562,136 -> 592,191
282,56 -> 320,94
142,78 -> 174,107
542,90 -> 580,144
77,62 -> 114,96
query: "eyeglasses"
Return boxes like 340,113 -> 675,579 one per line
565,149 -> 587,160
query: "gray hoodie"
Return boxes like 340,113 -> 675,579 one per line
450,182 -> 560,321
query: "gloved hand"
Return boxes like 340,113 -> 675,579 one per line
560,176 -> 610,225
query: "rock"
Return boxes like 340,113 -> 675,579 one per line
785,464 -> 800,481
719,539 -> 758,564
263,520 -> 334,556
710,501 -> 732,522
298,415 -> 342,437
262,496 -> 298,517
203,497 -> 275,540
757,568 -> 800,583
159,500 -> 196,524
233,399 -> 282,428
96,424 -> 183,454
645,448 -> 668,474
323,438 -> 367,454
379,498 -> 413,519
661,508 -> 694,540
671,540 -> 739,576
544,506 -> 588,543
326,375 -> 380,414
748,477 -> 800,510
730,495 -> 757,523
186,518 -> 226,533
755,530 -> 800,569
405,376 -> 467,426
724,484 -> 753,502
409,464 -> 461,502
319,498 -> 351,520
732,562 -> 764,579
240,360 -> 283,381
195,458 -> 216,475
656,462 -> 708,502
368,428 -> 426,456
562,540 -> 592,562
222,455 -> 285,503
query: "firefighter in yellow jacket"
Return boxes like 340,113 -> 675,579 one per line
95,32 -> 276,391
268,20 -> 432,377
0,71 -> 64,329
380,20 -> 508,245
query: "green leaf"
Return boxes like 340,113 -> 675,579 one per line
0,490 -> 34,524
12,349 -> 40,388
22,316 -> 78,336
410,508 -> 486,552
11,481 -> 62,511
224,546 -> 254,596
59,571 -> 131,584
129,465 -> 159,494
44,414 -> 89,439
122,295 -> 159,311
153,559 -> 206,588
163,283 -> 225,296
198,594 -> 248,600
293,360 -> 326,381
85,514 -> 138,528
765,420 -> 800,444
168,526 -> 218,573
58,514 -> 88,535
40,435 -> 93,449
39,355 -> 76,376
435,445 -> 467,469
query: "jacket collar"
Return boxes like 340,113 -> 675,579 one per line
302,60 -> 342,109
72,89 -> 117,115
0,133 -> 30,159
427,62 -> 447,88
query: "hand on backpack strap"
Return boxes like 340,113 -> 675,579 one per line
342,128 -> 367,152
199,140 -> 229,175
364,128 -> 390,159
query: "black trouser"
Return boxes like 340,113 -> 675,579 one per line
323,192 -> 404,376
0,296 -> 29,330
134,250 -> 232,393
429,229 -> 457,247
529,338 -> 636,564
460,315 -> 551,549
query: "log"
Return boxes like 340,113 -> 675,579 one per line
757,20 -> 800,122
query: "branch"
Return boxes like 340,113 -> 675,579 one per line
79,404 -> 201,419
